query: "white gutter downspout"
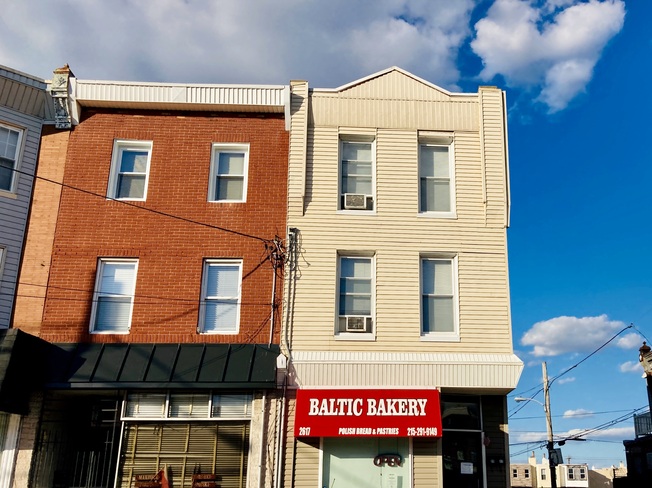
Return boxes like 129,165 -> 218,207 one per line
274,373 -> 287,488
258,392 -> 267,488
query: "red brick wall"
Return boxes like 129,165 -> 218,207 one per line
40,109 -> 288,344
13,127 -> 70,336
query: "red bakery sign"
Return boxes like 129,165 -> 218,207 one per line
294,389 -> 442,438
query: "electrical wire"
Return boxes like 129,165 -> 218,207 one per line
9,166 -> 275,243
509,324 -> 638,418
509,405 -> 648,459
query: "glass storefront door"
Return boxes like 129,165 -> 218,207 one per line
442,430 -> 483,488
322,437 -> 410,488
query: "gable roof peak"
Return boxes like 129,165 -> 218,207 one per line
321,66 -> 472,97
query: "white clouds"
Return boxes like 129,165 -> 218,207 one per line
0,0 -> 625,112
0,0 -> 474,89
471,0 -> 625,112
520,314 -> 629,356
513,426 -> 634,444
616,333 -> 643,349
619,361 -> 643,374
563,408 -> 593,418
570,426 -> 634,440
557,376 -> 576,384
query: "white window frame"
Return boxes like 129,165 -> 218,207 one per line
418,137 -> 456,218
338,137 -> 376,212
568,467 -> 575,480
541,468 -> 547,480
420,255 -> 460,342
208,143 -> 249,203
107,140 -> 152,201
335,254 -> 375,340
511,468 -> 517,478
89,258 -> 138,334
0,123 -> 24,195
122,392 -> 253,421
580,467 -> 586,479
199,259 -> 242,334
0,247 -> 5,282
0,413 -> 21,488
524,468 -> 530,479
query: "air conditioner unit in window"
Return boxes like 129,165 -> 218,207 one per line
343,193 -> 372,210
345,316 -> 371,332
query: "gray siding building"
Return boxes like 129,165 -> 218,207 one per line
0,65 -> 51,327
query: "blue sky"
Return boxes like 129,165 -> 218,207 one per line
2,0 -> 649,469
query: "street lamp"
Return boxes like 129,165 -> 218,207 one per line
514,362 -> 559,488
639,342 -> 652,415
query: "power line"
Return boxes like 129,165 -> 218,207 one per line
549,324 -> 634,386
511,408 -> 640,421
11,166 -> 276,244
509,405 -> 647,457
509,324 -> 637,418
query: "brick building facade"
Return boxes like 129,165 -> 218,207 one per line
10,67 -> 291,488
40,108 -> 287,344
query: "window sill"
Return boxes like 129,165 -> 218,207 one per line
90,330 -> 130,335
0,189 -> 17,199
420,332 -> 460,342
417,211 -> 457,219
198,330 -> 240,335
336,209 -> 377,216
334,332 -> 376,341
208,200 -> 246,204
107,196 -> 147,202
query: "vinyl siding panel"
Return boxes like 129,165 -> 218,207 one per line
283,395 -> 321,488
413,438 -> 441,488
0,104 -> 44,327
336,70 -> 453,101
288,82 -> 308,217
287,121 -> 511,353
480,88 -> 508,228
311,96 -> 479,132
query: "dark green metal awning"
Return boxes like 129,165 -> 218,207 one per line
42,343 -> 281,390
0,329 -> 49,414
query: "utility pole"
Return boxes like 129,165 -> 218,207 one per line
543,362 -> 558,488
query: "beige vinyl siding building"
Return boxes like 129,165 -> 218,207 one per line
281,67 -> 522,488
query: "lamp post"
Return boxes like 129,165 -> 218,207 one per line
639,342 -> 652,415
515,362 -> 558,488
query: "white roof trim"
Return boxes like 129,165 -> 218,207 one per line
74,79 -> 288,106
289,351 -> 523,392
314,66 -> 476,97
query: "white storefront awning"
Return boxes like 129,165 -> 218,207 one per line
289,351 -> 523,393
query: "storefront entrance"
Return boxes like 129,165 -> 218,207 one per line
322,437 -> 410,488
441,395 -> 484,488
442,431 -> 483,488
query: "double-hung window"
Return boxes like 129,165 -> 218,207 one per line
337,255 -> 373,334
541,468 -> 547,480
568,468 -> 575,480
524,468 -> 530,479
0,124 -> 22,193
340,139 -> 374,211
421,256 -> 459,340
199,260 -> 242,334
90,259 -> 138,333
107,140 -> 152,200
209,144 -> 249,202
419,136 -> 455,216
